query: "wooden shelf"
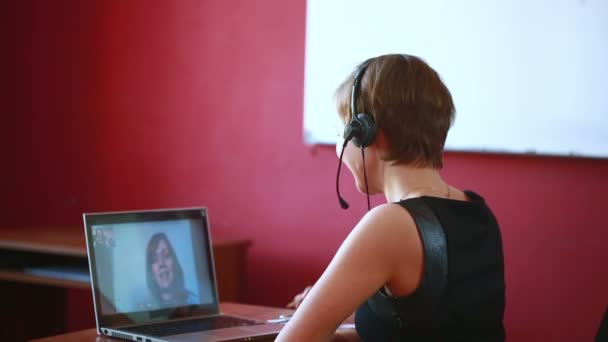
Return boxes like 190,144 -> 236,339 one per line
0,269 -> 91,289
0,227 -> 250,296
0,226 -> 87,257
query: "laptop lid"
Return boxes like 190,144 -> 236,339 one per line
84,207 -> 220,330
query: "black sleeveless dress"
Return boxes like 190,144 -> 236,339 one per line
355,191 -> 505,341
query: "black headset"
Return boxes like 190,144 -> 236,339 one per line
336,59 -> 378,210
343,60 -> 377,148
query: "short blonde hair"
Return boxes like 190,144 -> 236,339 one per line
335,54 -> 455,169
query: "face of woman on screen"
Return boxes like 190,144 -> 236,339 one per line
151,239 -> 175,289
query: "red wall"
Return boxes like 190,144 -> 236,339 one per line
2,1 -> 608,340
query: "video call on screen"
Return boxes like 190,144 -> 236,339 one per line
91,218 -> 215,315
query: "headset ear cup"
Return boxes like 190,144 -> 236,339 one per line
352,113 -> 377,148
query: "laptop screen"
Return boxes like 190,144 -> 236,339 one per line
84,208 -> 220,327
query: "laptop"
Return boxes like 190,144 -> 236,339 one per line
83,207 -> 284,342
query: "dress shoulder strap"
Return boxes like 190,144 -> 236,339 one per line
366,197 -> 448,329
398,198 -> 448,315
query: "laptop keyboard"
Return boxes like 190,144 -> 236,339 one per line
122,315 -> 261,337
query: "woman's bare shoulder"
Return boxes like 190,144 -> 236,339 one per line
356,203 -> 417,238
347,203 -> 421,264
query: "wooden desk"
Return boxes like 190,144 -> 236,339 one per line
31,302 -> 293,342
0,227 -> 251,341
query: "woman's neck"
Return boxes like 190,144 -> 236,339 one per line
382,163 -> 448,203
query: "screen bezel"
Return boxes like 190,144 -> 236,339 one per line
83,207 -> 220,328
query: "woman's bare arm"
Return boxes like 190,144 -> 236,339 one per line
275,204 -> 421,341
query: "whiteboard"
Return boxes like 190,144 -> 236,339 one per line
303,0 -> 608,158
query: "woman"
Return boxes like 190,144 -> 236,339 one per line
277,54 -> 505,341
146,233 -> 197,309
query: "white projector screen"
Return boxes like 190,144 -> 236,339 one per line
303,0 -> 608,158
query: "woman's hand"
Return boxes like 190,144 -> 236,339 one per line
286,285 -> 312,309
